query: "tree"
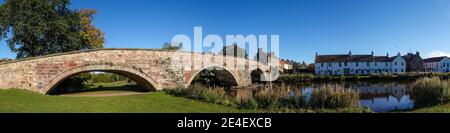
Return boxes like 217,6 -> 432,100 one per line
0,0 -> 104,59
79,9 -> 104,49
162,42 -> 181,50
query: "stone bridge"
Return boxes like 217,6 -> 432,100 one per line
0,48 -> 279,94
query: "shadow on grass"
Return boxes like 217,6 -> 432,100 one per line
51,84 -> 151,95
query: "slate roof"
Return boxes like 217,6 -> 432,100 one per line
423,56 -> 447,63
315,54 -> 398,63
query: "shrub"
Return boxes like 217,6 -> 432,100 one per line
338,75 -> 345,81
411,77 -> 450,108
239,99 -> 258,109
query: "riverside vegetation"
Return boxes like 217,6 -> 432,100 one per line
164,84 -> 366,112
164,74 -> 450,113
411,77 -> 450,108
277,72 -> 450,83
1,72 -> 449,113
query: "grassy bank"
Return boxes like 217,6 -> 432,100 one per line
0,89 -> 240,113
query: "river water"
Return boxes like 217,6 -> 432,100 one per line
234,81 -> 415,112
305,82 -> 414,112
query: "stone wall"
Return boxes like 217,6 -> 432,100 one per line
0,49 -> 276,94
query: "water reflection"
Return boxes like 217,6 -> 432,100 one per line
353,82 -> 414,112
233,82 -> 415,112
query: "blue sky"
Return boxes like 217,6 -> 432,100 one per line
1,0 -> 450,63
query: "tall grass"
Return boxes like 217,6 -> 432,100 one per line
163,84 -> 234,106
411,77 -> 450,108
164,83 -> 361,112
241,84 -> 360,110
251,83 -> 292,109
309,85 -> 360,109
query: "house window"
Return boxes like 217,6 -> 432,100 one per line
356,62 -> 359,67
395,62 -> 398,65
386,63 -> 388,66
375,63 -> 377,66
401,62 -> 404,66
329,63 -> 331,67
344,62 -> 347,67
321,63 -> 323,67
367,62 -> 370,66
339,63 -> 342,67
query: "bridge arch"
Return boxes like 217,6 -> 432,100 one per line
250,68 -> 265,83
185,65 -> 240,88
42,64 -> 160,94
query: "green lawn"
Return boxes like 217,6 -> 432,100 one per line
410,104 -> 450,113
0,89 -> 240,113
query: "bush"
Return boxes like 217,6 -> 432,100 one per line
411,77 -> 450,108
338,75 -> 345,81
239,99 -> 258,109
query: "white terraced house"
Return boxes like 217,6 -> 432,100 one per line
423,56 -> 450,73
314,51 -> 406,76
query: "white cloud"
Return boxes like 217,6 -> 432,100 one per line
428,51 -> 450,58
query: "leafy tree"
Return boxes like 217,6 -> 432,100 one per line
0,0 -> 104,59
79,9 -> 104,49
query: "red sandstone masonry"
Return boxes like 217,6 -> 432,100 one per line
0,48 -> 275,94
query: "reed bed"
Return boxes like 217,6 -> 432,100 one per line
165,83 -> 361,111
411,77 -> 450,108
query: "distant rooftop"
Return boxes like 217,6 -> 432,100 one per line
315,51 -> 400,63
423,56 -> 448,63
